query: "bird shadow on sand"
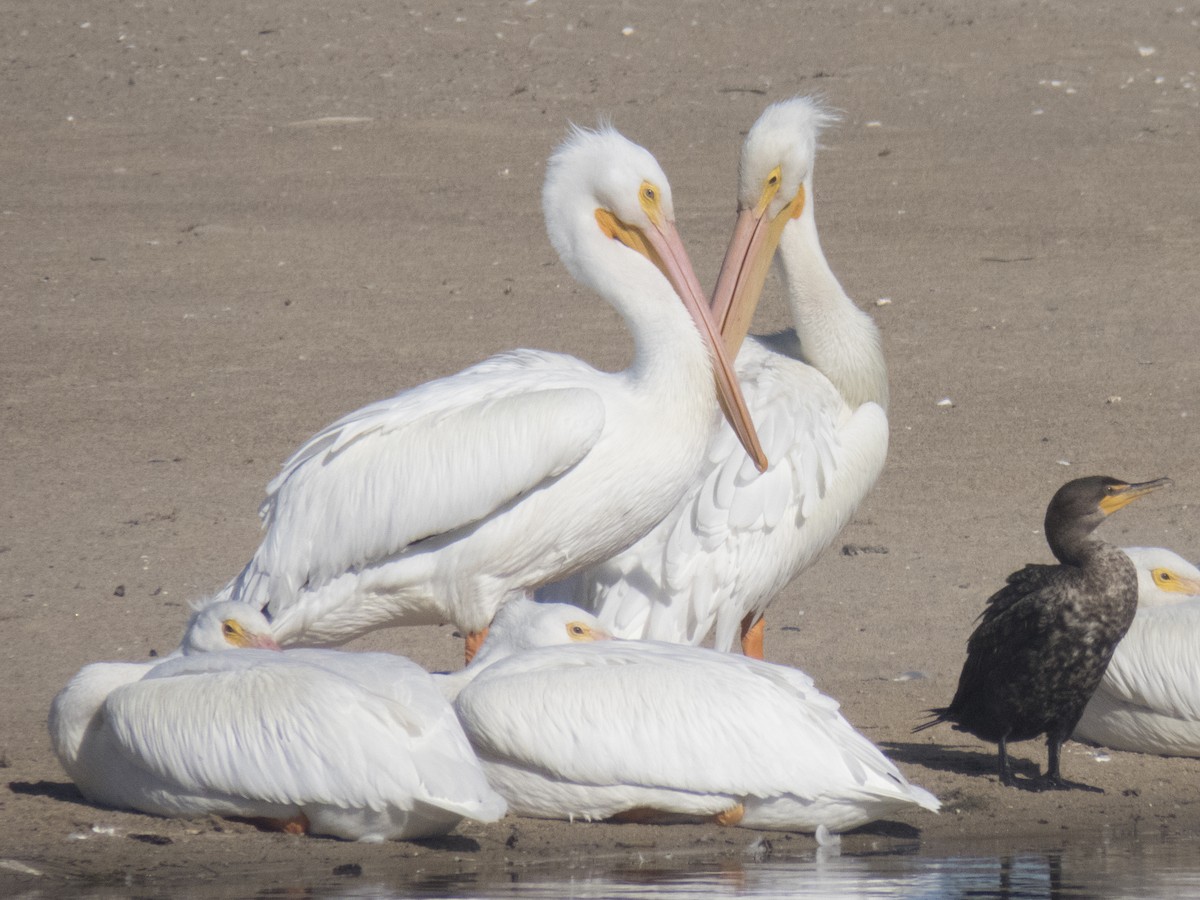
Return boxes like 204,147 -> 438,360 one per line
8,780 -> 486,848
8,779 -> 87,805
846,819 -> 923,841
879,742 -> 1104,794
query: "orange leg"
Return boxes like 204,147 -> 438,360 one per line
233,811 -> 310,835
740,614 -> 765,660
464,628 -> 489,664
714,803 -> 745,827
609,804 -> 746,826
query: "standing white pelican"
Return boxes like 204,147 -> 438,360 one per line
49,602 -> 507,841
1073,547 -> 1200,757
212,126 -> 765,657
446,599 -> 939,833
542,97 -> 888,658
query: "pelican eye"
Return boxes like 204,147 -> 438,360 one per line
567,621 -> 591,641
753,165 -> 785,217
1154,568 -> 1175,586
637,180 -> 664,226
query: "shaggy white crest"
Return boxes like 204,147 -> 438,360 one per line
206,123 -> 760,652
541,95 -> 888,656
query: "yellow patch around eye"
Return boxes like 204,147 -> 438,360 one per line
754,167 -> 783,218
222,619 -> 250,646
1153,568 -> 1189,592
637,180 -> 664,227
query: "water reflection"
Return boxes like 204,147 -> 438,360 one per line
378,845 -> 1197,899
13,834 -> 1200,899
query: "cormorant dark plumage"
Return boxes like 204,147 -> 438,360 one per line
915,475 -> 1171,789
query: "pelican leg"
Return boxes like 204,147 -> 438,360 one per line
233,812 -> 310,835
740,614 -> 765,659
714,803 -> 745,827
464,628 -> 489,664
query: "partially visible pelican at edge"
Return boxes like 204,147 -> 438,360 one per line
442,599 -> 940,834
1074,546 -> 1200,757
542,96 -> 888,658
49,602 -> 506,841
212,126 -> 765,658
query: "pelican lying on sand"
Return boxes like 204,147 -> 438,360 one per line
1074,546 -> 1200,757
443,599 -> 939,833
49,602 -> 506,841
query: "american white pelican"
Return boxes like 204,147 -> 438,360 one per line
447,599 -> 939,833
540,96 -> 888,658
1073,546 -> 1200,757
48,602 -> 507,841
213,126 -> 765,658
916,477 -> 1171,789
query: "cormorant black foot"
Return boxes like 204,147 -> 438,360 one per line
1034,774 -> 1103,793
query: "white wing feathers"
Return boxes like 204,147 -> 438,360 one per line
559,348 -> 855,649
456,641 -> 909,803
234,352 -> 607,606
106,651 -> 499,819
1098,606 -> 1200,720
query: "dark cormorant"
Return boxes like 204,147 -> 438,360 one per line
915,475 -> 1171,789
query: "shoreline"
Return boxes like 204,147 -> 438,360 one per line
4,0 -> 1199,892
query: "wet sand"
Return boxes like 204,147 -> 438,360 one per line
3,0 -> 1200,892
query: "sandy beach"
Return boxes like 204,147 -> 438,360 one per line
3,0 -> 1200,892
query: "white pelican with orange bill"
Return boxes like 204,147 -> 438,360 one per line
211,125 -> 765,659
544,97 -> 888,658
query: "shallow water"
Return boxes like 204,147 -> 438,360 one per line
15,831 -> 1200,899
365,837 -> 1200,900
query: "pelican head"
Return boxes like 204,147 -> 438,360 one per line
543,125 -> 766,471
712,97 -> 839,355
1122,547 -> 1200,607
180,601 -> 282,654
468,598 -> 611,669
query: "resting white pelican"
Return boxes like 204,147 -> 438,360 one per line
446,599 -> 939,833
48,602 -> 507,841
540,96 -> 888,658
1073,547 -> 1200,757
212,126 -> 764,658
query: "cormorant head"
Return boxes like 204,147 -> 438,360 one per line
1044,475 -> 1171,563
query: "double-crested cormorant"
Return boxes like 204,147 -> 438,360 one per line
1073,546 -> 1200,757
915,475 -> 1171,788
